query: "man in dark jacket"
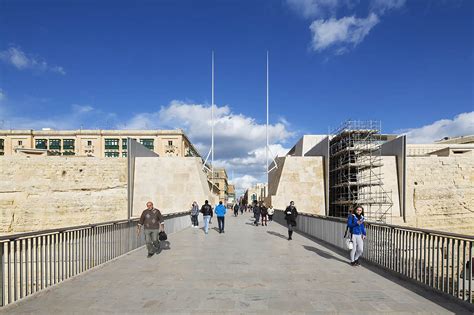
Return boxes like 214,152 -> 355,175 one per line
253,200 -> 261,226
233,203 -> 239,217
200,200 -> 213,234
137,201 -> 165,258
284,201 -> 298,240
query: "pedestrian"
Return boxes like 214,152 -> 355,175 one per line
191,201 -> 200,228
347,205 -> 366,266
215,201 -> 227,233
240,203 -> 244,215
268,205 -> 274,221
253,200 -> 261,226
233,203 -> 239,217
284,201 -> 298,240
200,200 -> 213,234
260,201 -> 268,226
137,201 -> 165,258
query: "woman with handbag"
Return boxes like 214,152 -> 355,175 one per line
347,205 -> 366,266
284,201 -> 298,240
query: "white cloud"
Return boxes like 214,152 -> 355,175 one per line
309,13 -> 380,52
0,89 -> 5,102
72,104 -> 95,114
286,0 -> 340,19
122,101 -> 295,195
231,175 -> 260,193
399,112 -> 474,144
0,46 -> 66,75
371,0 -> 406,14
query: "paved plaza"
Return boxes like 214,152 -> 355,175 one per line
1,213 -> 471,314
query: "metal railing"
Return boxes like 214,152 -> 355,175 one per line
274,210 -> 473,305
0,211 -> 191,307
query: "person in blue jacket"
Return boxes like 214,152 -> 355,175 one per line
347,205 -> 366,266
215,201 -> 227,234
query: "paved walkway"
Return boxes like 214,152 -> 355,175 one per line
1,213 -> 471,314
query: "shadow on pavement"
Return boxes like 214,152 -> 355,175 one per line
266,231 -> 287,240
303,245 -> 348,264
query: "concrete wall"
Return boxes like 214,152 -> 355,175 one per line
268,156 -> 325,215
405,156 -> 474,235
0,157 -> 128,234
132,157 -> 213,216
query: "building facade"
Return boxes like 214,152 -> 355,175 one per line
0,129 -> 200,158
207,168 -> 229,203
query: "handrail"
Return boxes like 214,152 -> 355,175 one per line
276,210 -> 474,240
0,211 -> 191,242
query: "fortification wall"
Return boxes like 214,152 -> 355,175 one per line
0,157 -> 127,234
132,157 -> 213,216
405,156 -> 474,235
268,156 -> 325,215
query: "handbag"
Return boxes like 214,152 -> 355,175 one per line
159,231 -> 168,241
345,238 -> 353,250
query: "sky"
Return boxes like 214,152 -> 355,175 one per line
1,0 -> 473,194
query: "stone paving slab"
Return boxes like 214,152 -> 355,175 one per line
1,213 -> 471,314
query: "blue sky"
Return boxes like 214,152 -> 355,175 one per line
1,0 -> 473,191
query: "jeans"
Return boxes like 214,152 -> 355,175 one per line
261,214 -> 267,225
203,215 -> 211,234
254,214 -> 260,225
217,216 -> 225,232
268,214 -> 273,221
350,234 -> 364,262
191,214 -> 199,226
144,229 -> 161,254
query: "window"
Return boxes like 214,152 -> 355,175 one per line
122,152 -> 128,157
105,152 -> 119,157
18,140 -> 23,146
122,139 -> 128,150
104,138 -> 119,150
168,140 -> 173,146
0,139 -> 4,150
35,139 -> 47,149
63,151 -> 75,156
140,139 -> 154,150
87,140 -> 92,146
63,139 -> 75,150
49,139 -> 61,150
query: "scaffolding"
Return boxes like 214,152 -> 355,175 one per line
329,120 -> 393,223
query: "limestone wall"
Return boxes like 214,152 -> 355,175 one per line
0,157 -> 127,234
405,156 -> 474,235
268,156 -> 325,215
132,157 -> 213,216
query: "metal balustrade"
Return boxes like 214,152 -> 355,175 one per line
274,210 -> 473,305
0,211 -> 191,307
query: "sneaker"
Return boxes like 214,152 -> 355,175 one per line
355,259 -> 360,266
147,253 -> 154,258
350,261 -> 356,266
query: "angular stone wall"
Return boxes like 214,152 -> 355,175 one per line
132,157 -> 213,216
0,157 -> 127,234
405,156 -> 474,235
268,156 -> 325,215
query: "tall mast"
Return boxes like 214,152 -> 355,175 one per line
266,51 -> 269,183
211,51 -> 215,188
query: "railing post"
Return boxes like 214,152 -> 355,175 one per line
0,243 -> 4,307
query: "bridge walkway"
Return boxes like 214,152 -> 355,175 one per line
1,213 -> 470,314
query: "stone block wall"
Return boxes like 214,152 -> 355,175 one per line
0,157 -> 128,234
132,157 -> 213,216
268,156 -> 325,215
405,156 -> 474,235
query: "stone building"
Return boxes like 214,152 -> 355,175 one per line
207,168 -> 229,203
267,127 -> 474,234
0,129 -> 200,158
244,183 -> 268,204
